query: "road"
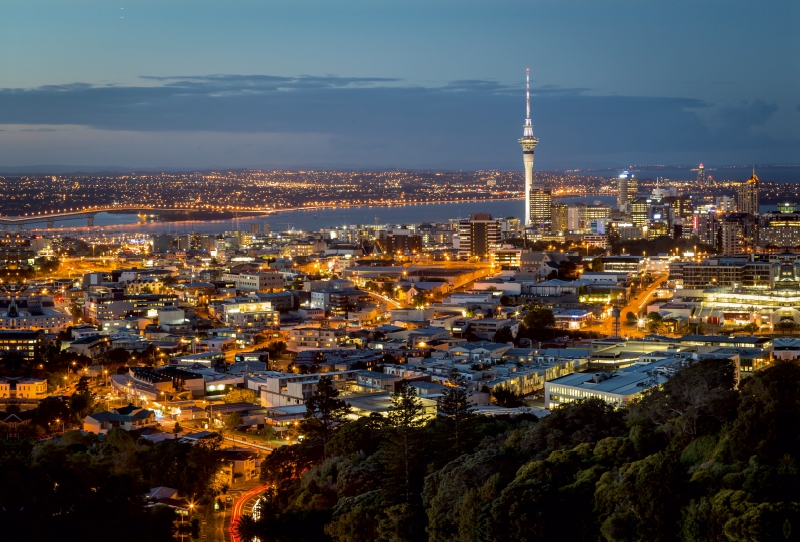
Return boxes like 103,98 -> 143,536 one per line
598,274 -> 669,338
228,483 -> 271,542
365,290 -> 404,309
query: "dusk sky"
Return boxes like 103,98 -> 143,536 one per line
1,0 -> 798,171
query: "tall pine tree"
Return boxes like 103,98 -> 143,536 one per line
382,380 -> 427,503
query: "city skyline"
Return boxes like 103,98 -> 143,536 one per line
1,1 -> 798,170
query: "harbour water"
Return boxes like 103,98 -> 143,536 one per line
19,177 -> 797,235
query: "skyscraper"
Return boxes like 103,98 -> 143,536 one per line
458,214 -> 501,259
696,163 -> 706,184
737,171 -> 760,215
617,170 -> 638,211
519,68 -> 539,226
551,202 -> 568,232
529,187 -> 552,229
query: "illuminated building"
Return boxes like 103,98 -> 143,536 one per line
458,214 -> 501,259
696,163 -> 706,184
551,203 -> 568,232
0,330 -> 46,361
737,171 -> 760,215
0,297 -> 72,333
529,187 -> 552,229
758,205 -> 800,249
630,198 -> 650,227
518,68 -> 540,226
567,203 -> 611,232
695,210 -> 718,248
719,213 -> 758,254
617,171 -> 638,211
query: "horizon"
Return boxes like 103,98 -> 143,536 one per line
2,1 -> 798,170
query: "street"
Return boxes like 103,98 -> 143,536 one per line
597,274 -> 669,338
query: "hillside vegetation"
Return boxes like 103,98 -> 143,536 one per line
242,360 -> 800,542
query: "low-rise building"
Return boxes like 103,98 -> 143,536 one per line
83,404 -> 156,434
287,327 -> 349,352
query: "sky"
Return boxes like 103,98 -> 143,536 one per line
0,0 -> 798,171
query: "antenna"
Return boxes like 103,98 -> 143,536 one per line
526,68 -> 530,120
522,68 -> 534,138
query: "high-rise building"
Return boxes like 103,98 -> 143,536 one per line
617,171 -> 638,211
720,213 -> 758,254
695,210 -> 718,249
631,198 -> 650,227
529,187 -> 552,229
518,68 -> 539,226
738,171 -> 760,215
458,214 -> 501,259
551,203 -> 568,232
696,163 -> 706,184
566,203 -> 611,232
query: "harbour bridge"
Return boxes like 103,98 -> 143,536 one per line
0,204 -> 275,229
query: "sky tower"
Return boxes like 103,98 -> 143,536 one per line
519,68 -> 539,226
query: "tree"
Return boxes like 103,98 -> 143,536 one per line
439,378 -> 475,454
491,386 -> 524,408
493,326 -> 514,344
223,412 -> 244,432
75,375 -> 91,395
100,347 -> 131,365
557,261 -> 579,280
522,308 -> 556,331
69,393 -> 94,421
646,312 -> 665,334
625,311 -> 638,325
223,388 -> 260,405
69,301 -> 83,321
301,376 -> 352,452
383,381 -> 427,503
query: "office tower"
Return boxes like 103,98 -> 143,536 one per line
737,171 -> 760,215
551,203 -> 568,232
529,187 -> 552,229
758,204 -> 800,249
566,203 -> 611,232
631,197 -> 650,227
720,213 -> 758,254
518,68 -> 539,226
696,163 -> 706,184
664,195 -> 693,220
617,170 -> 638,211
695,211 -> 718,248
458,214 -> 501,259
586,203 -> 611,224
248,222 -> 262,235
716,196 -> 736,212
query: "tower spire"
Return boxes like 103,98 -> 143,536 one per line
523,68 -> 534,138
526,67 -> 530,121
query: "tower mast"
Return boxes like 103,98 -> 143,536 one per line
519,68 -> 539,226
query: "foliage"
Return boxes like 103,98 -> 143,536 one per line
302,377 -> 353,453
223,387 -> 260,405
491,386 -> 524,408
242,361 -> 800,542
223,412 -> 245,431
0,415 -> 230,539
492,326 -> 514,344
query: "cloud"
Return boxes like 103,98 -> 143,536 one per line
0,75 -> 792,169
